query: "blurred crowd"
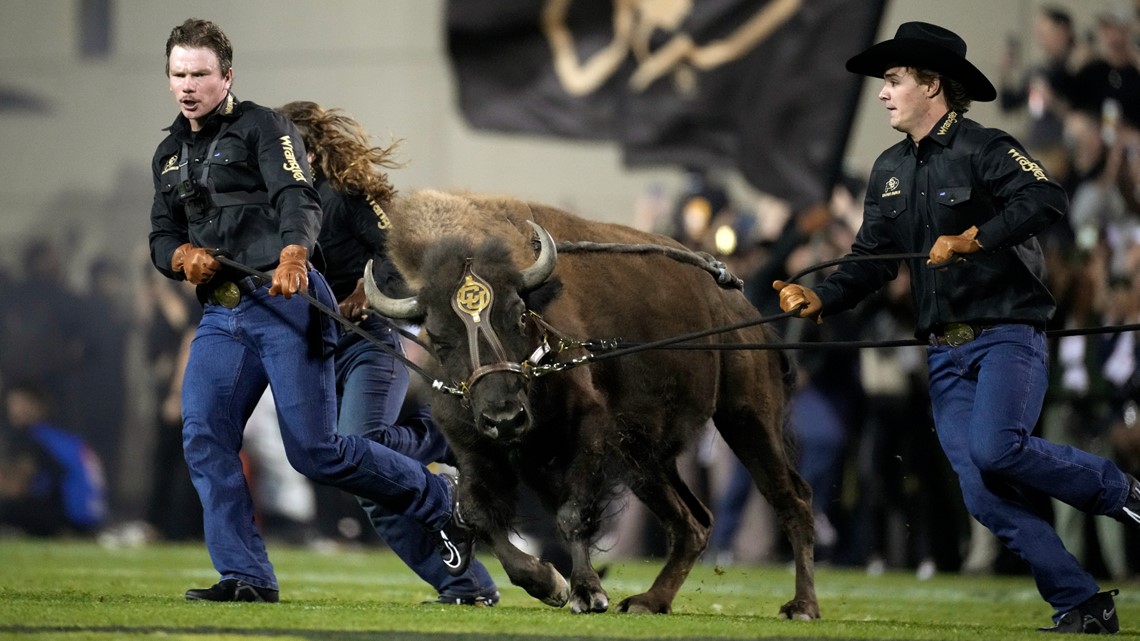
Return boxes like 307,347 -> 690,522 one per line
1,3 -> 1138,585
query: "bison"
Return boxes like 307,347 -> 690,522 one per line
364,189 -> 818,618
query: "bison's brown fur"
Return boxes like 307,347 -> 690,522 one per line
374,189 -> 818,618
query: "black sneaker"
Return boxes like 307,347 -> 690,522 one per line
1118,474 -> 1140,527
422,590 -> 500,607
185,579 -> 279,603
1039,589 -> 1119,634
437,473 -> 475,577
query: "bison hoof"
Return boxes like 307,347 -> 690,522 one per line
616,593 -> 671,614
535,562 -> 570,608
569,589 -> 609,614
777,598 -> 820,621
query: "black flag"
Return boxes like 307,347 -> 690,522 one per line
448,0 -> 886,210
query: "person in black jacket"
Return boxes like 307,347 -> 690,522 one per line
278,100 -> 500,605
773,22 -> 1140,634
148,18 -> 472,604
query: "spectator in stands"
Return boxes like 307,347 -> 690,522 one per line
998,6 -> 1078,168
1064,7 -> 1140,148
0,382 -> 107,536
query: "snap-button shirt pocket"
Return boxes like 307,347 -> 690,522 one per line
935,187 -> 971,206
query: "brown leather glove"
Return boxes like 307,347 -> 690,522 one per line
269,244 -> 309,299
171,242 -> 220,285
772,280 -> 823,323
928,225 -> 983,266
338,278 -> 370,321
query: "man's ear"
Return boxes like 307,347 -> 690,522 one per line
927,76 -> 943,98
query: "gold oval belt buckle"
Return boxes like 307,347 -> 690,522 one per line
943,322 -> 975,347
212,281 -> 241,308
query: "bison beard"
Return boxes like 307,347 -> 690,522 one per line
366,190 -> 818,618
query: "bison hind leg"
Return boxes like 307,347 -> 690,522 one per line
779,598 -> 821,621
714,402 -> 820,620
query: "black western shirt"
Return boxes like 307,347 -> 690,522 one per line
814,111 -> 1066,338
149,93 -> 323,280
315,179 -> 403,303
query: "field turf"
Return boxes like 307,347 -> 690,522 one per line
0,538 -> 1137,640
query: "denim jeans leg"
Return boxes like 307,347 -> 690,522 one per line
182,304 -> 277,590
927,325 -> 1099,614
336,318 -> 495,597
245,271 -> 453,530
967,326 -> 1130,513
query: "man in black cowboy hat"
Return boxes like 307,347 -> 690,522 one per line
773,21 -> 1140,634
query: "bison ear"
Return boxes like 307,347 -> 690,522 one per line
523,276 -> 563,313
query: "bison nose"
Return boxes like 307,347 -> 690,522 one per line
480,405 -> 529,440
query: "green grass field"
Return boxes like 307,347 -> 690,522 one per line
0,538 -> 1136,640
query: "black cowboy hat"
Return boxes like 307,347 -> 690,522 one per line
846,22 -> 996,102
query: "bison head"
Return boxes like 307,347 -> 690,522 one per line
365,222 -> 558,442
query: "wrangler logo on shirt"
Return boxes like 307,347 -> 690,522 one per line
882,176 -> 901,197
365,195 -> 391,229
279,136 -> 307,182
1007,148 -> 1048,181
937,111 -> 958,136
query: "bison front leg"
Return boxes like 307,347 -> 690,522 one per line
554,500 -> 609,613
485,530 -> 570,607
450,447 -> 570,608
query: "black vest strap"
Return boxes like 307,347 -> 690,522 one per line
179,122 -> 269,214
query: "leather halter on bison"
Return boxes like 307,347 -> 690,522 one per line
365,189 -> 818,618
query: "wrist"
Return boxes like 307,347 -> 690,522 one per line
171,243 -> 192,272
279,244 -> 308,265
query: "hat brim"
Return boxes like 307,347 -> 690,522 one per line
846,38 -> 996,102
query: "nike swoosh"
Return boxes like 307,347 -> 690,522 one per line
1103,607 -> 1115,621
440,532 -> 461,569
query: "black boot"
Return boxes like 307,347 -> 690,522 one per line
1116,474 -> 1140,527
1039,589 -> 1119,634
185,579 -> 279,603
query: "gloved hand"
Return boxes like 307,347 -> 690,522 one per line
338,278 -> 370,321
928,225 -> 982,266
171,243 -> 220,285
772,280 -> 823,323
269,244 -> 308,299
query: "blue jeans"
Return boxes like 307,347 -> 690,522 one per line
790,383 -> 848,514
181,271 -> 453,591
335,316 -> 497,599
926,323 -> 1132,616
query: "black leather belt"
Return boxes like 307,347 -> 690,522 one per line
929,322 -> 991,347
207,274 -> 269,308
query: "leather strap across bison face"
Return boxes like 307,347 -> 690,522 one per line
450,261 -> 528,393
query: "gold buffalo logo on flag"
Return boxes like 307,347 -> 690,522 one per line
448,0 -> 886,210
543,0 -> 802,96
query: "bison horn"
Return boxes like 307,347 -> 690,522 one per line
519,221 -> 557,290
363,259 -> 422,320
